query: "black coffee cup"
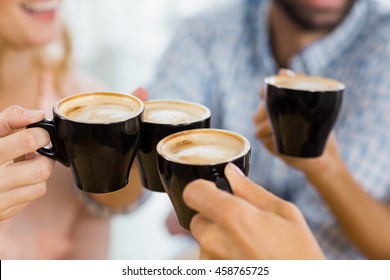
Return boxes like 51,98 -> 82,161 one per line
136,99 -> 211,192
265,75 -> 344,157
27,92 -> 144,193
156,128 -> 251,230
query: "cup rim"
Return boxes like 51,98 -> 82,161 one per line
264,75 -> 345,92
54,91 -> 144,124
143,99 -> 211,125
156,128 -> 251,165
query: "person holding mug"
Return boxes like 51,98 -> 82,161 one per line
183,163 -> 325,260
147,0 -> 390,259
184,160 -> 390,260
0,0 -> 146,259
0,106 -> 54,222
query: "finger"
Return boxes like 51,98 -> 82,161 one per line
131,87 -> 149,101
0,202 -> 29,221
260,87 -> 265,100
0,183 -> 46,221
224,163 -> 294,218
0,155 -> 54,191
190,213 -> 213,240
255,119 -> 273,139
0,128 -> 50,165
199,249 -> 209,260
183,179 -> 245,224
253,103 -> 267,124
190,214 -> 232,259
278,68 -> 296,76
184,178 -> 264,237
0,105 -> 44,137
256,136 -> 275,154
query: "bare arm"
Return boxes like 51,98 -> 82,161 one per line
254,93 -> 390,259
304,154 -> 390,259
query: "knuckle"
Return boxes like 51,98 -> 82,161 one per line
37,158 -> 53,181
31,183 -> 47,198
280,201 -> 302,219
22,130 -> 39,150
195,230 -> 211,248
4,105 -> 22,118
219,203 -> 241,225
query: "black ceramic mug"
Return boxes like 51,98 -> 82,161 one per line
265,75 -> 344,157
156,128 -> 251,230
27,92 -> 144,193
136,99 -> 211,192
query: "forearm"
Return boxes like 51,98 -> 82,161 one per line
90,163 -> 147,211
305,159 -> 390,259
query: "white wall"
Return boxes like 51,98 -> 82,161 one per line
64,0 -> 229,92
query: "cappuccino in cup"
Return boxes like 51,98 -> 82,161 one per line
265,75 -> 344,157
137,100 -> 211,192
57,92 -> 142,123
156,128 -> 251,230
144,100 -> 210,125
265,75 -> 344,92
158,129 -> 249,165
28,92 -> 144,193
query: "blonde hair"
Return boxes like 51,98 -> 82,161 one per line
37,24 -> 73,95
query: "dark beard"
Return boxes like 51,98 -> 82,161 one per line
273,0 -> 356,31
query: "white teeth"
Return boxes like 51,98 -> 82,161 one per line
21,0 -> 61,13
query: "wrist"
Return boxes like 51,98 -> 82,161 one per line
303,156 -> 345,189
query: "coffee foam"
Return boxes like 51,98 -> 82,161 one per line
144,100 -> 210,125
157,129 -> 250,165
65,104 -> 134,123
171,144 -> 237,165
56,92 -> 143,124
266,75 -> 345,92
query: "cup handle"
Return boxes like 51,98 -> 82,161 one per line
27,119 -> 69,166
211,172 -> 232,193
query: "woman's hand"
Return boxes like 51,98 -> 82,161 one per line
0,105 -> 54,220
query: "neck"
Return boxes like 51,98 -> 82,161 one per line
269,2 -> 329,68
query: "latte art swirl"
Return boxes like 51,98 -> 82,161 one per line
56,92 -> 143,124
144,100 -> 210,125
145,110 -> 195,124
65,104 -> 137,123
169,144 -> 238,165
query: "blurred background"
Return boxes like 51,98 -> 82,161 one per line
62,0 -> 232,260
61,0 -> 388,260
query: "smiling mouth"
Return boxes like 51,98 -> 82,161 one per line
20,0 -> 61,14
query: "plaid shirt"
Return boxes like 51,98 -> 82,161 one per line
148,0 -> 390,259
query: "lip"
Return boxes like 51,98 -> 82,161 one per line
304,0 -> 345,10
20,0 -> 61,21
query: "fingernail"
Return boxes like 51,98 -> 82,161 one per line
227,163 -> 245,176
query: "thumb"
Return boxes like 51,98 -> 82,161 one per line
225,163 -> 288,215
0,105 -> 44,137
131,87 -> 149,101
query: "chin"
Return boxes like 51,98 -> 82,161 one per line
28,28 -> 61,47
